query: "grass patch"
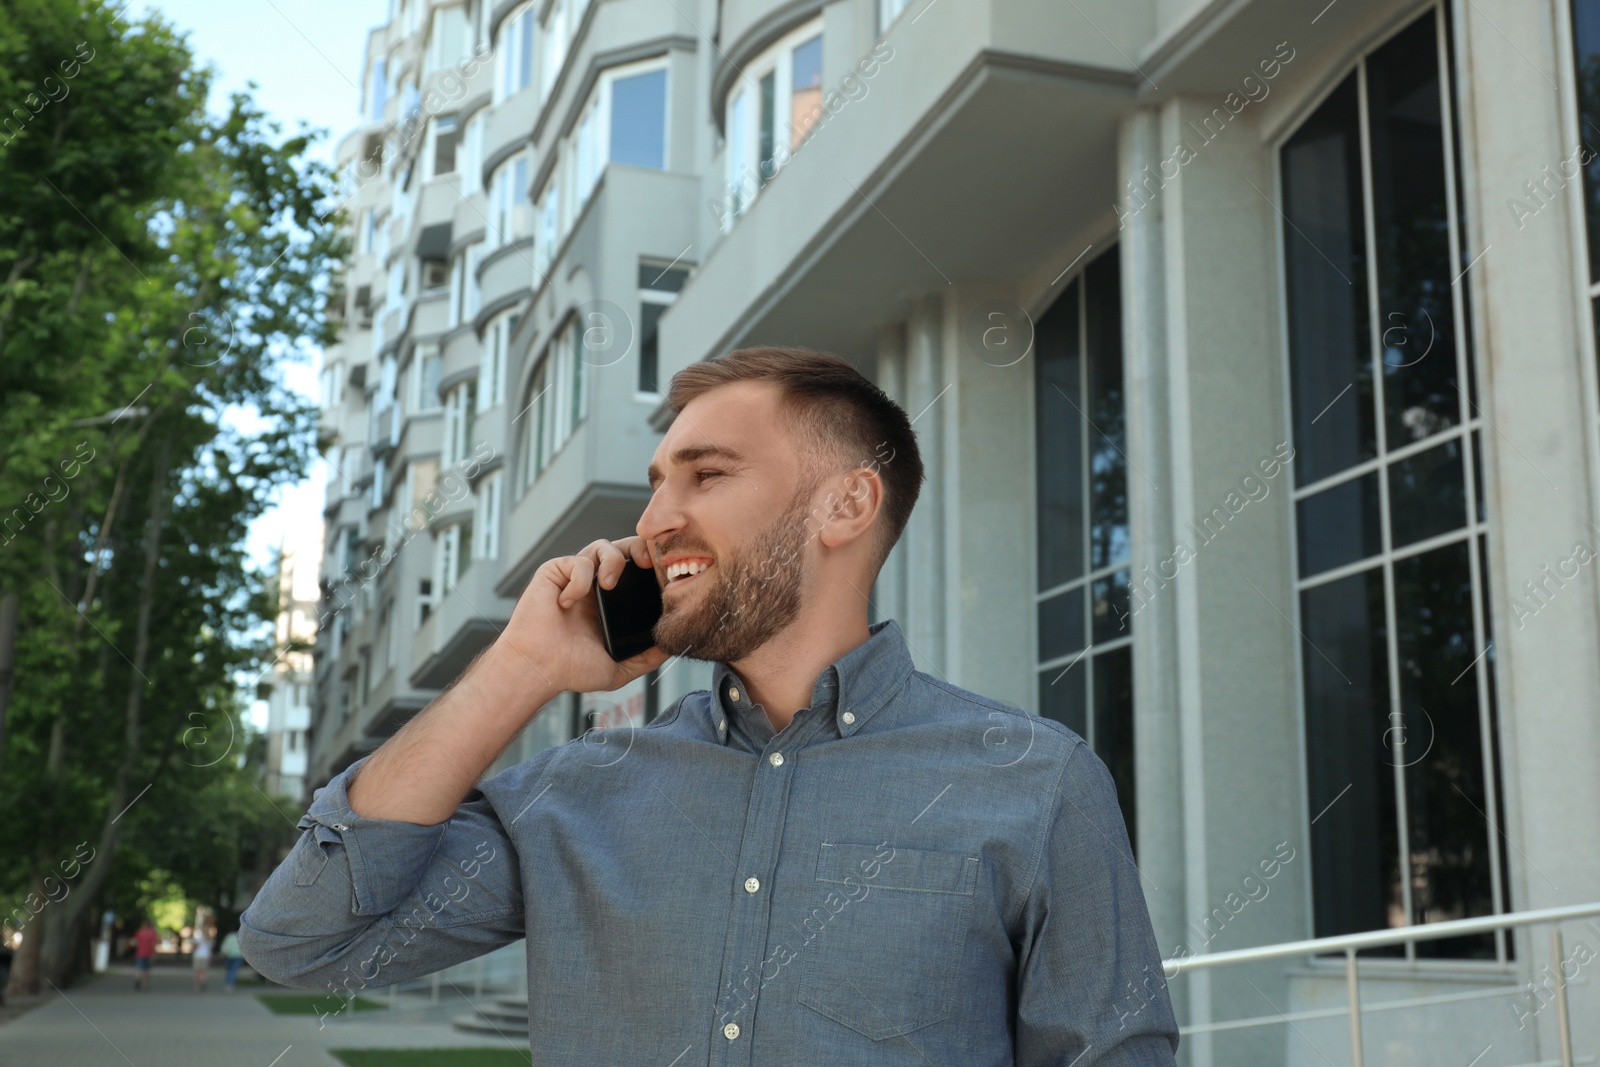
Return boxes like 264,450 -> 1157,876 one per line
330,1051 -> 532,1067
257,993 -> 387,1015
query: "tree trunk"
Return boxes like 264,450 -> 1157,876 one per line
0,589 -> 17,781
37,441 -> 172,989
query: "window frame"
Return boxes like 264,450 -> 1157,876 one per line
1273,1 -> 1507,959
495,1 -> 537,103
721,17 -> 823,229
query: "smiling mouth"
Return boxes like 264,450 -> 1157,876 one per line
663,559 -> 714,588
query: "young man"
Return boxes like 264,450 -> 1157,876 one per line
239,347 -> 1179,1063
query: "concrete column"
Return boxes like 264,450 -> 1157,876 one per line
1457,0 -> 1600,1051
1154,93 -> 1307,1058
902,296 -> 948,678
935,285 -> 1036,713
1119,104 -> 1188,973
874,323 -> 909,627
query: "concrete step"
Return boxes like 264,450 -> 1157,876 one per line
452,1010 -> 530,1036
452,995 -> 531,1038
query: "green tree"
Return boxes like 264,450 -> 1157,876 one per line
0,0 -> 346,989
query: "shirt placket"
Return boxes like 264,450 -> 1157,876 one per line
709,706 -> 824,1066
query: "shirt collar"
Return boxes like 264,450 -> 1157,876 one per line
708,618 -> 913,745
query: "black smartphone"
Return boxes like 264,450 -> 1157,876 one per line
593,559 -> 664,661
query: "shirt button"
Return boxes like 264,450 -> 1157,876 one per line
744,876 -> 760,893
718,717 -> 726,731
723,1022 -> 740,1040
769,752 -> 784,767
842,711 -> 855,725
728,687 -> 741,702
333,823 -> 349,832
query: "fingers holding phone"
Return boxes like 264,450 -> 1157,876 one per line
498,537 -> 667,693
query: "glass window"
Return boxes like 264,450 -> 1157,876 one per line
639,301 -> 666,394
415,344 -> 443,411
611,67 -> 667,169
1297,471 -> 1381,576
1033,245 -> 1135,851
1283,8 -> 1504,958
428,5 -> 466,72
369,57 -> 388,121
879,0 -> 912,32
638,257 -> 689,394
477,472 -> 503,560
540,0 -> 569,99
1367,17 -> 1462,449
490,154 -> 530,248
720,19 -> 822,226
725,91 -> 748,223
431,115 -> 459,178
534,176 -> 560,279
1281,74 -> 1375,486
497,2 -> 535,100
480,312 -> 512,410
758,71 -> 777,185
520,318 -> 587,490
462,112 -> 486,194
790,35 -> 822,148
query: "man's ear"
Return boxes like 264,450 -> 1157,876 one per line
815,467 -> 884,550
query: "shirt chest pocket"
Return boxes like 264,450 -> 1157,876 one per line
797,841 -> 979,1041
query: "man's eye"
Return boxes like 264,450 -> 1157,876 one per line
697,469 -> 724,482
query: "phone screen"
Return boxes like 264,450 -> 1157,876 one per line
594,560 -> 664,661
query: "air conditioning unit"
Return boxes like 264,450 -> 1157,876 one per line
422,258 -> 449,290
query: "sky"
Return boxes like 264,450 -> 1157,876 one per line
127,0 -> 391,723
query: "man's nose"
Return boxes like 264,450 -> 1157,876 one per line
637,486 -> 682,550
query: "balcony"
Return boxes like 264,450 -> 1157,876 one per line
483,83 -> 538,175
409,555 -> 515,689
411,287 -> 452,339
416,173 -> 460,233
477,237 -> 534,318
660,0 -> 1145,379
452,190 -> 489,247
442,321 -> 482,389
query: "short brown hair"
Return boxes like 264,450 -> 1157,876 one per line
665,346 -> 925,569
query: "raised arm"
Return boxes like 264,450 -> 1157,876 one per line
346,536 -> 668,825
238,537 -> 667,994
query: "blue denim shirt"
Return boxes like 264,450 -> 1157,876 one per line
239,619 -> 1178,1065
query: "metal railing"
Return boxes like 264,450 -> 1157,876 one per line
1162,901 -> 1600,1067
367,943 -> 526,1013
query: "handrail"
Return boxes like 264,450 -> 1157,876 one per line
1158,901 -> 1600,1067
1162,900 -> 1600,973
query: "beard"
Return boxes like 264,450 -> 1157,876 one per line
652,496 -> 812,664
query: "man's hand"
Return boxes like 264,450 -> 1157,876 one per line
345,535 -> 670,824
495,536 -> 669,695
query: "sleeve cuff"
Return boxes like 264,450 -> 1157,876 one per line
297,755 -> 451,916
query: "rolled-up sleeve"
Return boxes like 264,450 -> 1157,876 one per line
1014,741 -> 1180,1065
238,753 -> 530,995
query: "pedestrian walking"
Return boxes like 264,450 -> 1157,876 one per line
191,926 -> 212,992
219,927 -> 243,991
133,920 -> 157,992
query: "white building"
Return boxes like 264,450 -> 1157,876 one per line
262,542 -> 318,801
308,0 -> 1600,1061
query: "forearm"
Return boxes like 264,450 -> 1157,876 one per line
347,638 -> 561,825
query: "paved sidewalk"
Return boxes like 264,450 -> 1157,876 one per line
0,963 -> 525,1066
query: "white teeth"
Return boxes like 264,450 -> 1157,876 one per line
667,560 -> 712,580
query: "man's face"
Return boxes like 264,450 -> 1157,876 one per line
639,381 -> 821,663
